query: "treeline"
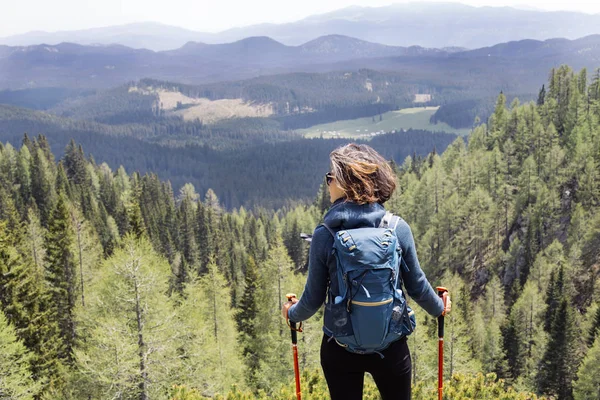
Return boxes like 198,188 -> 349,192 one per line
0,87 -> 91,111
134,73 -> 423,128
0,103 -> 299,151
276,103 -> 397,130
139,71 -> 421,114
430,98 -> 493,128
0,106 -> 456,209
50,85 -> 161,124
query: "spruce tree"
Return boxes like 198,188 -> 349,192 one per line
44,194 -> 77,363
30,146 -> 56,227
63,139 -> 88,186
537,85 -> 546,106
588,303 -> 600,347
537,297 -> 578,399
0,203 -> 62,391
236,255 -> 261,388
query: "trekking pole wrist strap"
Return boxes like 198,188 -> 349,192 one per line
287,319 -> 303,332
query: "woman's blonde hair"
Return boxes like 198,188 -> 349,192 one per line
329,143 -> 396,204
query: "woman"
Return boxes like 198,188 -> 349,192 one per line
282,143 -> 451,400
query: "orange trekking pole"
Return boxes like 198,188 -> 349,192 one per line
436,287 -> 448,400
286,293 -> 303,400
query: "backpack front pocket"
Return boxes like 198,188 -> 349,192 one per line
349,297 -> 393,348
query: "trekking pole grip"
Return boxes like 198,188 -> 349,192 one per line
436,287 -> 448,338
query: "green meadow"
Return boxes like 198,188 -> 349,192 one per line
299,107 -> 472,139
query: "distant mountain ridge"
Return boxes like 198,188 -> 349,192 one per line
1,34 -> 600,91
2,3 -> 600,50
0,35 -> 447,89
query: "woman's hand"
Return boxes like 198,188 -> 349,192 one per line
442,294 -> 452,316
282,297 -> 299,320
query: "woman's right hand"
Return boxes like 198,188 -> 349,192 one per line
441,293 -> 451,316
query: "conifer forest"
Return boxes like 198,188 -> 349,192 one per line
2,65 -> 600,400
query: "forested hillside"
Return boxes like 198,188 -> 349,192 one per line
3,36 -> 600,131
1,65 -> 600,399
0,104 -> 456,209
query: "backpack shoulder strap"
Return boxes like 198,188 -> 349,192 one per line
321,223 -> 336,238
379,211 -> 401,230
380,212 -> 408,279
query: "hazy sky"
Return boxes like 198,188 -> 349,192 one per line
1,0 -> 600,37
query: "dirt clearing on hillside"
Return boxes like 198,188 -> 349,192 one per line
129,86 -> 274,124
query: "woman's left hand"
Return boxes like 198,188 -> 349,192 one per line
282,297 -> 299,320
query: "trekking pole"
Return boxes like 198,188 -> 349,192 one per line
286,293 -> 303,400
436,287 -> 448,400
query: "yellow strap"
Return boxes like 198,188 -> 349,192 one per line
350,298 -> 393,307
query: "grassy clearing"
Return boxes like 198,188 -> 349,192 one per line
129,86 -> 274,123
299,107 -> 471,139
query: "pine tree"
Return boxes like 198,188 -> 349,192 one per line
63,139 -> 88,186
537,297 -> 578,399
573,336 -> 600,400
543,265 -> 564,333
0,310 -> 41,398
537,85 -> 546,106
588,303 -> 600,347
0,203 -> 62,392
177,184 -> 199,284
284,218 -> 304,270
30,146 -> 56,227
502,310 -> 525,380
196,203 -> 212,275
44,194 -> 77,363
127,198 -> 146,239
314,181 -> 330,215
236,256 -> 261,388
15,145 -> 33,216
473,276 -> 507,375
501,281 -> 544,388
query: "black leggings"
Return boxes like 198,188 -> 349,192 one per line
320,334 -> 412,400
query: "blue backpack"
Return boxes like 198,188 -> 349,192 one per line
322,212 -> 416,355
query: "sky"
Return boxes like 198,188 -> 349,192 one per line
1,0 -> 600,37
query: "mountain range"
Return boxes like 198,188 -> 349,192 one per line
1,34 -> 599,91
0,35 -> 450,90
2,3 -> 600,51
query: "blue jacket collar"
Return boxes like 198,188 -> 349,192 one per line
323,199 -> 386,230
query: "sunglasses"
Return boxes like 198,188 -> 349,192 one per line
325,172 -> 334,186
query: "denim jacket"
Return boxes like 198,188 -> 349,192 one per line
288,198 -> 444,324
